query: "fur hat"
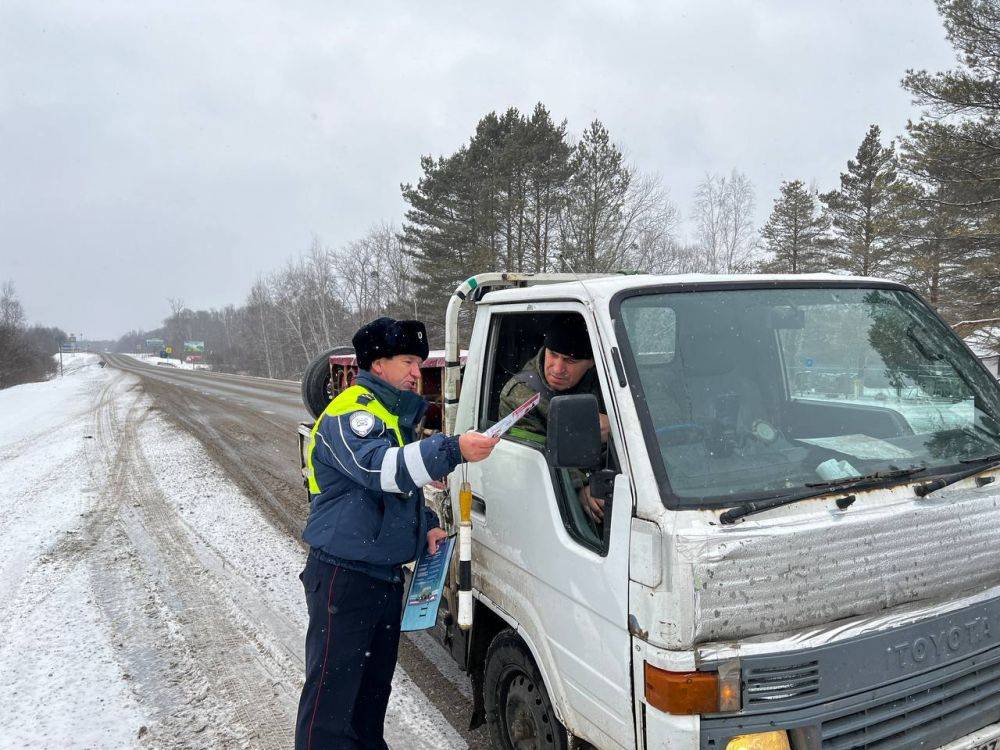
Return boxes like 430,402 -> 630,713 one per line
544,314 -> 593,360
352,317 -> 429,370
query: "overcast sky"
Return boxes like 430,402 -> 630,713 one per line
1,1 -> 958,339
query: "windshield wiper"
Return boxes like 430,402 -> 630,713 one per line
914,455 -> 1000,497
719,466 -> 927,525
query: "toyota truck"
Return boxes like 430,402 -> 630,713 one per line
300,272 -> 1000,750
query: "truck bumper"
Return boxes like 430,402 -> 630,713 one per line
642,707 -> 699,750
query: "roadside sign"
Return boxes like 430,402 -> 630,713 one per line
165,346 -> 173,355
184,340 -> 205,354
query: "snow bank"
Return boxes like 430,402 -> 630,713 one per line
122,353 -> 211,371
0,355 -> 147,748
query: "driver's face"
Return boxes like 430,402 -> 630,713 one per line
543,348 -> 594,392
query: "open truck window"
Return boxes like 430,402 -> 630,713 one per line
616,284 -> 1000,508
480,309 -> 614,552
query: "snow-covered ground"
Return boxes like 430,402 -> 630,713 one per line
0,355 -> 465,749
123,353 -> 211,371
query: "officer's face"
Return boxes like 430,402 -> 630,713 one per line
543,348 -> 594,392
372,354 -> 424,391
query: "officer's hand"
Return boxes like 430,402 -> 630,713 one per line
599,413 -> 610,444
578,485 -> 605,523
459,432 -> 500,462
427,527 -> 448,555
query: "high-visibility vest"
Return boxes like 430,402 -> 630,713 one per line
305,385 -> 405,495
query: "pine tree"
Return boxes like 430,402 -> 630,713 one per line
820,125 -> 905,277
558,120 -> 631,272
524,104 -> 573,272
401,148 -> 489,340
894,174 -> 974,319
401,105 -> 577,339
467,108 -> 527,272
901,0 -> 1000,319
759,180 -> 831,274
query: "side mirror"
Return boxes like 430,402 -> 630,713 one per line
546,394 -> 602,470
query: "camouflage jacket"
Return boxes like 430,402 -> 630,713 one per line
498,348 -> 604,487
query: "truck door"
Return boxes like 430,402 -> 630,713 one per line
467,303 -> 634,749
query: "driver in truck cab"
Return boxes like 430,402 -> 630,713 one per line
498,314 -> 610,522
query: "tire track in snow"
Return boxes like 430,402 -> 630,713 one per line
0,371 -> 141,638
84,372 -> 294,749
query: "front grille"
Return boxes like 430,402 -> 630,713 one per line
745,661 -> 820,705
822,658 -> 1000,749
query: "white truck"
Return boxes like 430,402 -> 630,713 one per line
300,272 -> 1000,750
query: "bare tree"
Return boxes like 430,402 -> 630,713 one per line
644,240 -> 709,275
0,282 -> 60,388
337,222 -> 416,326
301,236 -> 345,348
271,259 -> 316,363
722,171 -> 756,272
167,297 -> 185,317
558,152 -> 681,274
247,280 -> 276,379
0,281 -> 25,329
691,170 -> 757,273
615,173 -> 683,272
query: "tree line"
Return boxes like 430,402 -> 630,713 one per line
113,225 -> 425,379
0,282 -> 68,388
112,0 -> 997,379
759,0 -> 998,325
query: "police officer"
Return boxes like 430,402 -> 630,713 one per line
295,317 -> 498,750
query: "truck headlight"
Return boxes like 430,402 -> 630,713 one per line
643,658 -> 741,714
725,731 -> 791,750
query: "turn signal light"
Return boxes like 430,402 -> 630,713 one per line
725,731 -> 791,750
644,660 -> 742,715
644,664 -> 716,713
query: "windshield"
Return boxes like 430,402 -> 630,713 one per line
617,285 -> 1000,507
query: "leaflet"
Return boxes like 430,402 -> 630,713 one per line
798,434 -> 915,461
401,536 -> 455,632
483,392 -> 541,439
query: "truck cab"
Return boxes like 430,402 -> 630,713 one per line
436,273 -> 1000,750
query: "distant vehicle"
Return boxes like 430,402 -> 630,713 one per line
298,273 -> 1000,750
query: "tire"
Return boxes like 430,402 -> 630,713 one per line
484,630 -> 568,750
300,345 -> 353,418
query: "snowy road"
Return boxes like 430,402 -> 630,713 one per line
0,355 -> 479,749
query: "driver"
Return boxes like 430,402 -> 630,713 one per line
498,314 -> 610,522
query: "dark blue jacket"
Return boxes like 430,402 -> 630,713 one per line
302,371 -> 464,581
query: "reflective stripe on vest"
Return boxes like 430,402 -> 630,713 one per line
305,384 -> 405,495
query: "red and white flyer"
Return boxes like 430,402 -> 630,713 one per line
483,392 -> 541,438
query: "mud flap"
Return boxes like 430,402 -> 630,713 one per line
469,667 -> 486,730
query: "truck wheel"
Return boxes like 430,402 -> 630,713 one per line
484,630 -> 567,750
300,346 -> 353,418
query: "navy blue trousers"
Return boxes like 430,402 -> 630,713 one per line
295,554 -> 404,750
